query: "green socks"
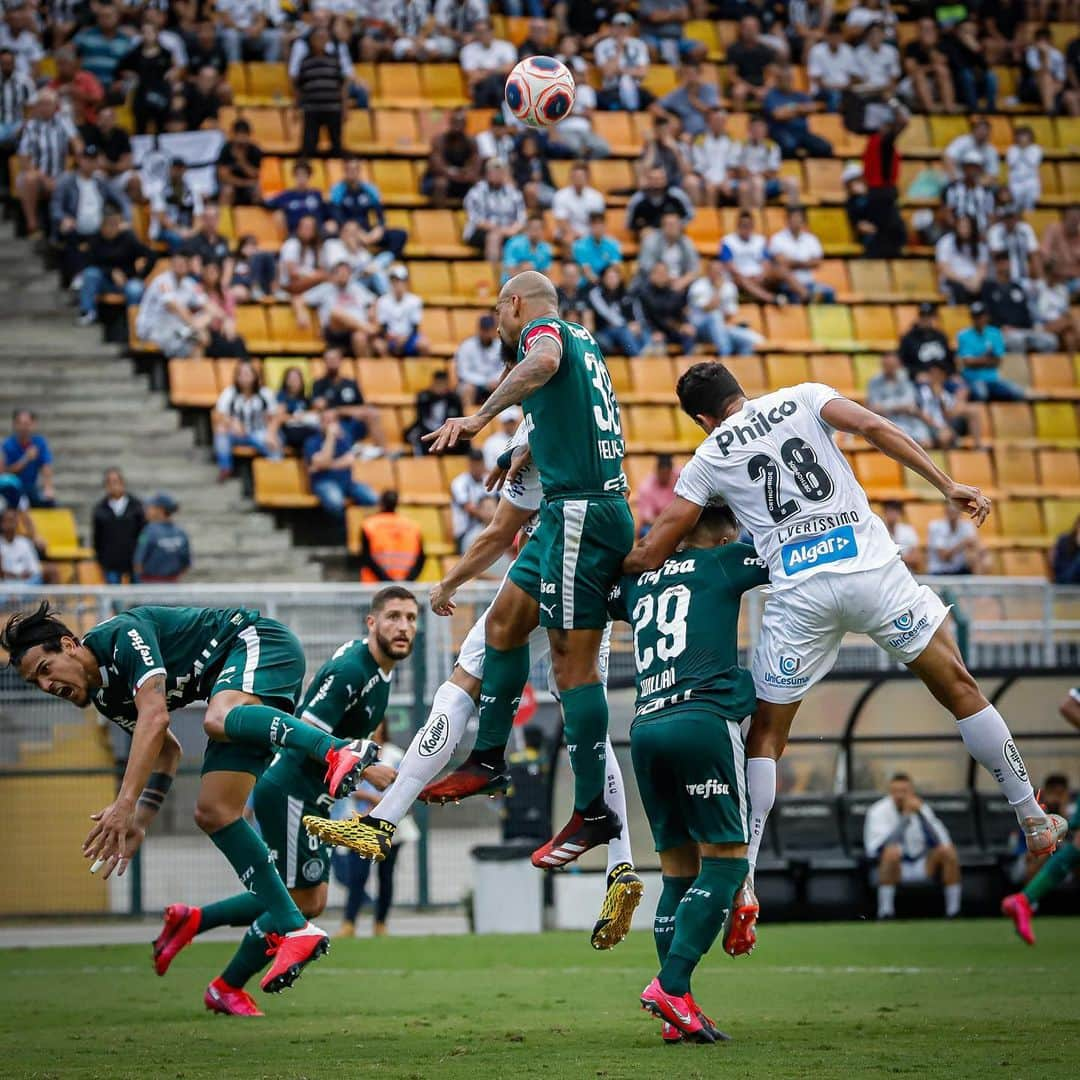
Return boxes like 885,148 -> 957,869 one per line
208,819 -> 306,935
660,856 -> 749,996
473,644 -> 530,754
199,892 -> 265,933
223,704 -> 341,763
654,875 -> 694,967
222,912 -> 276,989
1024,842 -> 1080,904
561,682 -> 609,813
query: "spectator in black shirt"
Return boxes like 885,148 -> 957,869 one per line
116,20 -> 178,135
625,165 -> 694,237
296,25 -> 345,158
844,161 -> 905,258
980,249 -> 1058,353
188,204 -> 231,267
93,106 -> 139,202
942,19 -> 996,113
727,15 -> 777,113
898,302 -> 955,381
1051,515 -> 1080,585
406,369 -> 464,456
216,118 -> 262,206
588,263 -> 648,357
77,210 -> 151,326
183,20 -> 230,78
555,259 -> 588,322
311,346 -> 388,452
517,17 -> 555,61
637,262 -> 694,354
901,17 -> 957,115
92,468 -> 145,585
180,65 -> 223,131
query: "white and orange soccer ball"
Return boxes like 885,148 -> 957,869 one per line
503,56 -> 576,129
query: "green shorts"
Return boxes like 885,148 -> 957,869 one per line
253,774 -> 332,889
201,739 -> 271,778
630,708 -> 749,852
510,496 -> 634,630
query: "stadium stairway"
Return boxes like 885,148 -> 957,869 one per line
0,223 -> 322,583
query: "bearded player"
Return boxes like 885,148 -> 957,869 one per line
307,427 -> 644,948
625,362 -> 1067,954
1,602 -> 378,995
150,587 -> 417,1015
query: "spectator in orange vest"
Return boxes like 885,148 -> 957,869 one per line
359,490 -> 425,583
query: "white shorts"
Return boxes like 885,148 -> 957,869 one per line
752,557 -> 950,705
900,856 -> 930,884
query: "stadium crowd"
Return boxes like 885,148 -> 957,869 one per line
0,0 -> 1079,579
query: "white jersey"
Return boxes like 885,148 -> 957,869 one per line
500,421 -> 542,536
675,382 -> 899,590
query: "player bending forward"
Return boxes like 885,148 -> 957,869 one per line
1001,688 -> 1080,946
1,603 -> 379,994
609,504 -> 768,1044
151,588 -> 417,1016
308,430 -> 644,949
625,363 -> 1068,953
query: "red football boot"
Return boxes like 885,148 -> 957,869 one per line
661,1022 -> 683,1045
1001,892 -> 1036,946
419,760 -> 510,804
687,992 -> 732,1042
323,738 -> 379,798
531,806 -> 622,869
722,876 -> 759,957
260,923 -> 329,993
153,903 -> 202,976
640,978 -> 715,1044
204,977 -> 264,1017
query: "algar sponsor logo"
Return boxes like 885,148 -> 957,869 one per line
714,399 -> 799,457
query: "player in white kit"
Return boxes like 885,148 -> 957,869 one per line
623,362 -> 1068,954
306,427 -> 644,949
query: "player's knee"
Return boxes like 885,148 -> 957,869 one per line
879,844 -> 902,867
294,892 -> 327,919
202,708 -> 228,740
193,801 -> 237,835
937,842 -> 959,865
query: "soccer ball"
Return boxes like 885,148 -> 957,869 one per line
503,56 -> 576,129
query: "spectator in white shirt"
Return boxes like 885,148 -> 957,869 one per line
135,248 -> 211,357
719,209 -> 799,304
686,257 -> 758,355
864,772 -> 962,920
768,206 -> 834,303
1006,126 -> 1043,212
215,0 -> 285,63
278,214 -> 327,295
552,161 -> 606,245
373,265 -> 427,358
459,19 -> 516,108
851,23 -> 901,96
1032,261 -> 1078,353
550,65 -> 610,160
806,20 -> 856,112
845,0 -> 897,39
691,108 -> 739,207
927,501 -> 983,574
463,157 -> 526,265
481,407 -> 520,471
637,210 -> 699,293
454,313 -> 504,407
295,260 -> 376,357
935,215 -> 989,305
321,219 -> 390,296
944,119 -> 999,183
212,359 -> 282,481
450,449 -> 496,552
987,204 -> 1040,286
593,12 -> 651,112
731,116 -> 798,209
0,507 -> 42,585
1021,27 -> 1068,116
881,499 -> 922,572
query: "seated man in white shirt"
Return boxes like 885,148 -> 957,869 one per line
459,19 -> 516,108
593,12 -> 651,112
927,501 -> 983,575
481,407 -> 521,471
295,260 -> 377,357
807,20 -> 856,112
0,507 -> 43,587
449,448 -> 497,552
135,248 -> 211,358
851,23 -> 901,99
719,209 -> 798,304
373,264 -> 427,357
691,107 -> 738,207
454,313 -> 504,407
768,206 -> 834,303
881,499 -> 922,572
864,772 -> 962,920
944,119 -> 1000,184
551,161 -> 606,246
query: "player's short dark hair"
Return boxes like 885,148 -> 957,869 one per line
1,602 -> 76,667
380,489 -> 399,512
676,362 -> 744,420
371,585 -> 418,614
232,118 -> 251,135
1043,773 -> 1069,788
697,503 -> 738,536
890,771 -> 912,784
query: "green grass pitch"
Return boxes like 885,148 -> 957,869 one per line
1,919 -> 1078,1079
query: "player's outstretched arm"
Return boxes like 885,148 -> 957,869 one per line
424,337 -> 561,453
622,497 -> 704,574
430,498 -> 536,615
820,397 -> 991,526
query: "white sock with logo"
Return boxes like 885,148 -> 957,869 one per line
372,681 -> 476,826
945,883 -> 962,918
956,705 -> 1044,823
745,757 -> 777,874
877,884 -> 896,919
603,737 -> 633,875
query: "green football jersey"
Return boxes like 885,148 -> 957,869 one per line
608,543 -> 769,723
261,638 -> 391,803
82,606 -> 260,732
517,316 -> 627,499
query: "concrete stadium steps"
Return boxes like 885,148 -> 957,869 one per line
0,223 -> 321,582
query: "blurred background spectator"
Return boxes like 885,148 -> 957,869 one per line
359,489 -> 425,582
212,358 -> 282,481
928,502 -> 984,575
450,448 -> 495,552
3,409 -> 54,507
1051,515 -> 1080,586
0,505 -> 43,586
455,315 -> 504,408
91,468 -> 144,585
407,370 -> 463,455
881,500 -> 922,573
635,453 -> 680,537
133,493 -> 191,584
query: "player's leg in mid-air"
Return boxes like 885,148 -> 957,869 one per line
634,709 -> 749,1044
1001,689 -> 1080,945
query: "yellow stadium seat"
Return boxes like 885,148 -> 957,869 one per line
372,159 -> 425,206
343,111 -> 374,149
396,457 -> 450,505
947,449 -> 996,493
267,306 -> 323,351
803,159 -> 847,203
641,67 -> 678,97
1034,402 -> 1079,441
606,356 -> 631,395
234,306 -> 272,351
450,308 -> 490,344
891,260 -> 938,300
402,358 -> 448,392
990,403 -> 1034,442
451,262 -> 498,304
764,354 -> 810,389
995,448 -> 1039,495
685,19 -> 721,56
998,500 -> 1045,543
440,456 -> 471,487
236,107 -> 291,153
592,112 -> 641,156
76,560 -> 105,585
928,115 -> 969,149
1044,498 -> 1080,536
233,206 -> 285,250
1055,117 -> 1080,153
809,354 -> 856,394
169,359 -> 219,408
376,64 -> 425,107
896,115 -> 932,155
722,355 -> 767,395
373,110 -> 425,154
852,353 -> 881,391
807,113 -> 863,157
815,259 -> 850,299
279,157 -> 327,192
806,207 -> 857,253
764,305 -> 811,350
1000,550 -> 1047,577
590,160 -> 636,196
226,61 -> 247,96
253,459 -> 319,509
733,303 -> 764,334
851,305 -> 897,350
901,501 -> 939,540
260,357 -> 303,394
628,358 -> 676,402
421,64 -> 468,105
624,405 -> 678,449
1037,449 -> 1080,494
244,63 -> 291,103
409,262 -> 455,304
29,508 -> 94,560
809,305 -> 856,349
673,409 -> 703,449
352,457 -> 395,496
847,261 -> 894,301
1029,354 -> 1079,397
686,208 -> 722,249
356,360 -> 410,405
938,307 -> 969,344
400,505 -> 454,555
421,308 -> 454,351
407,210 -> 473,257
853,453 -> 906,499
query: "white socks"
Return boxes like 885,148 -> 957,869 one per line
603,736 -> 633,874
746,757 -> 777,873
956,705 -> 1044,823
945,883 -> 962,918
877,884 -> 896,919
372,681 -> 476,826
